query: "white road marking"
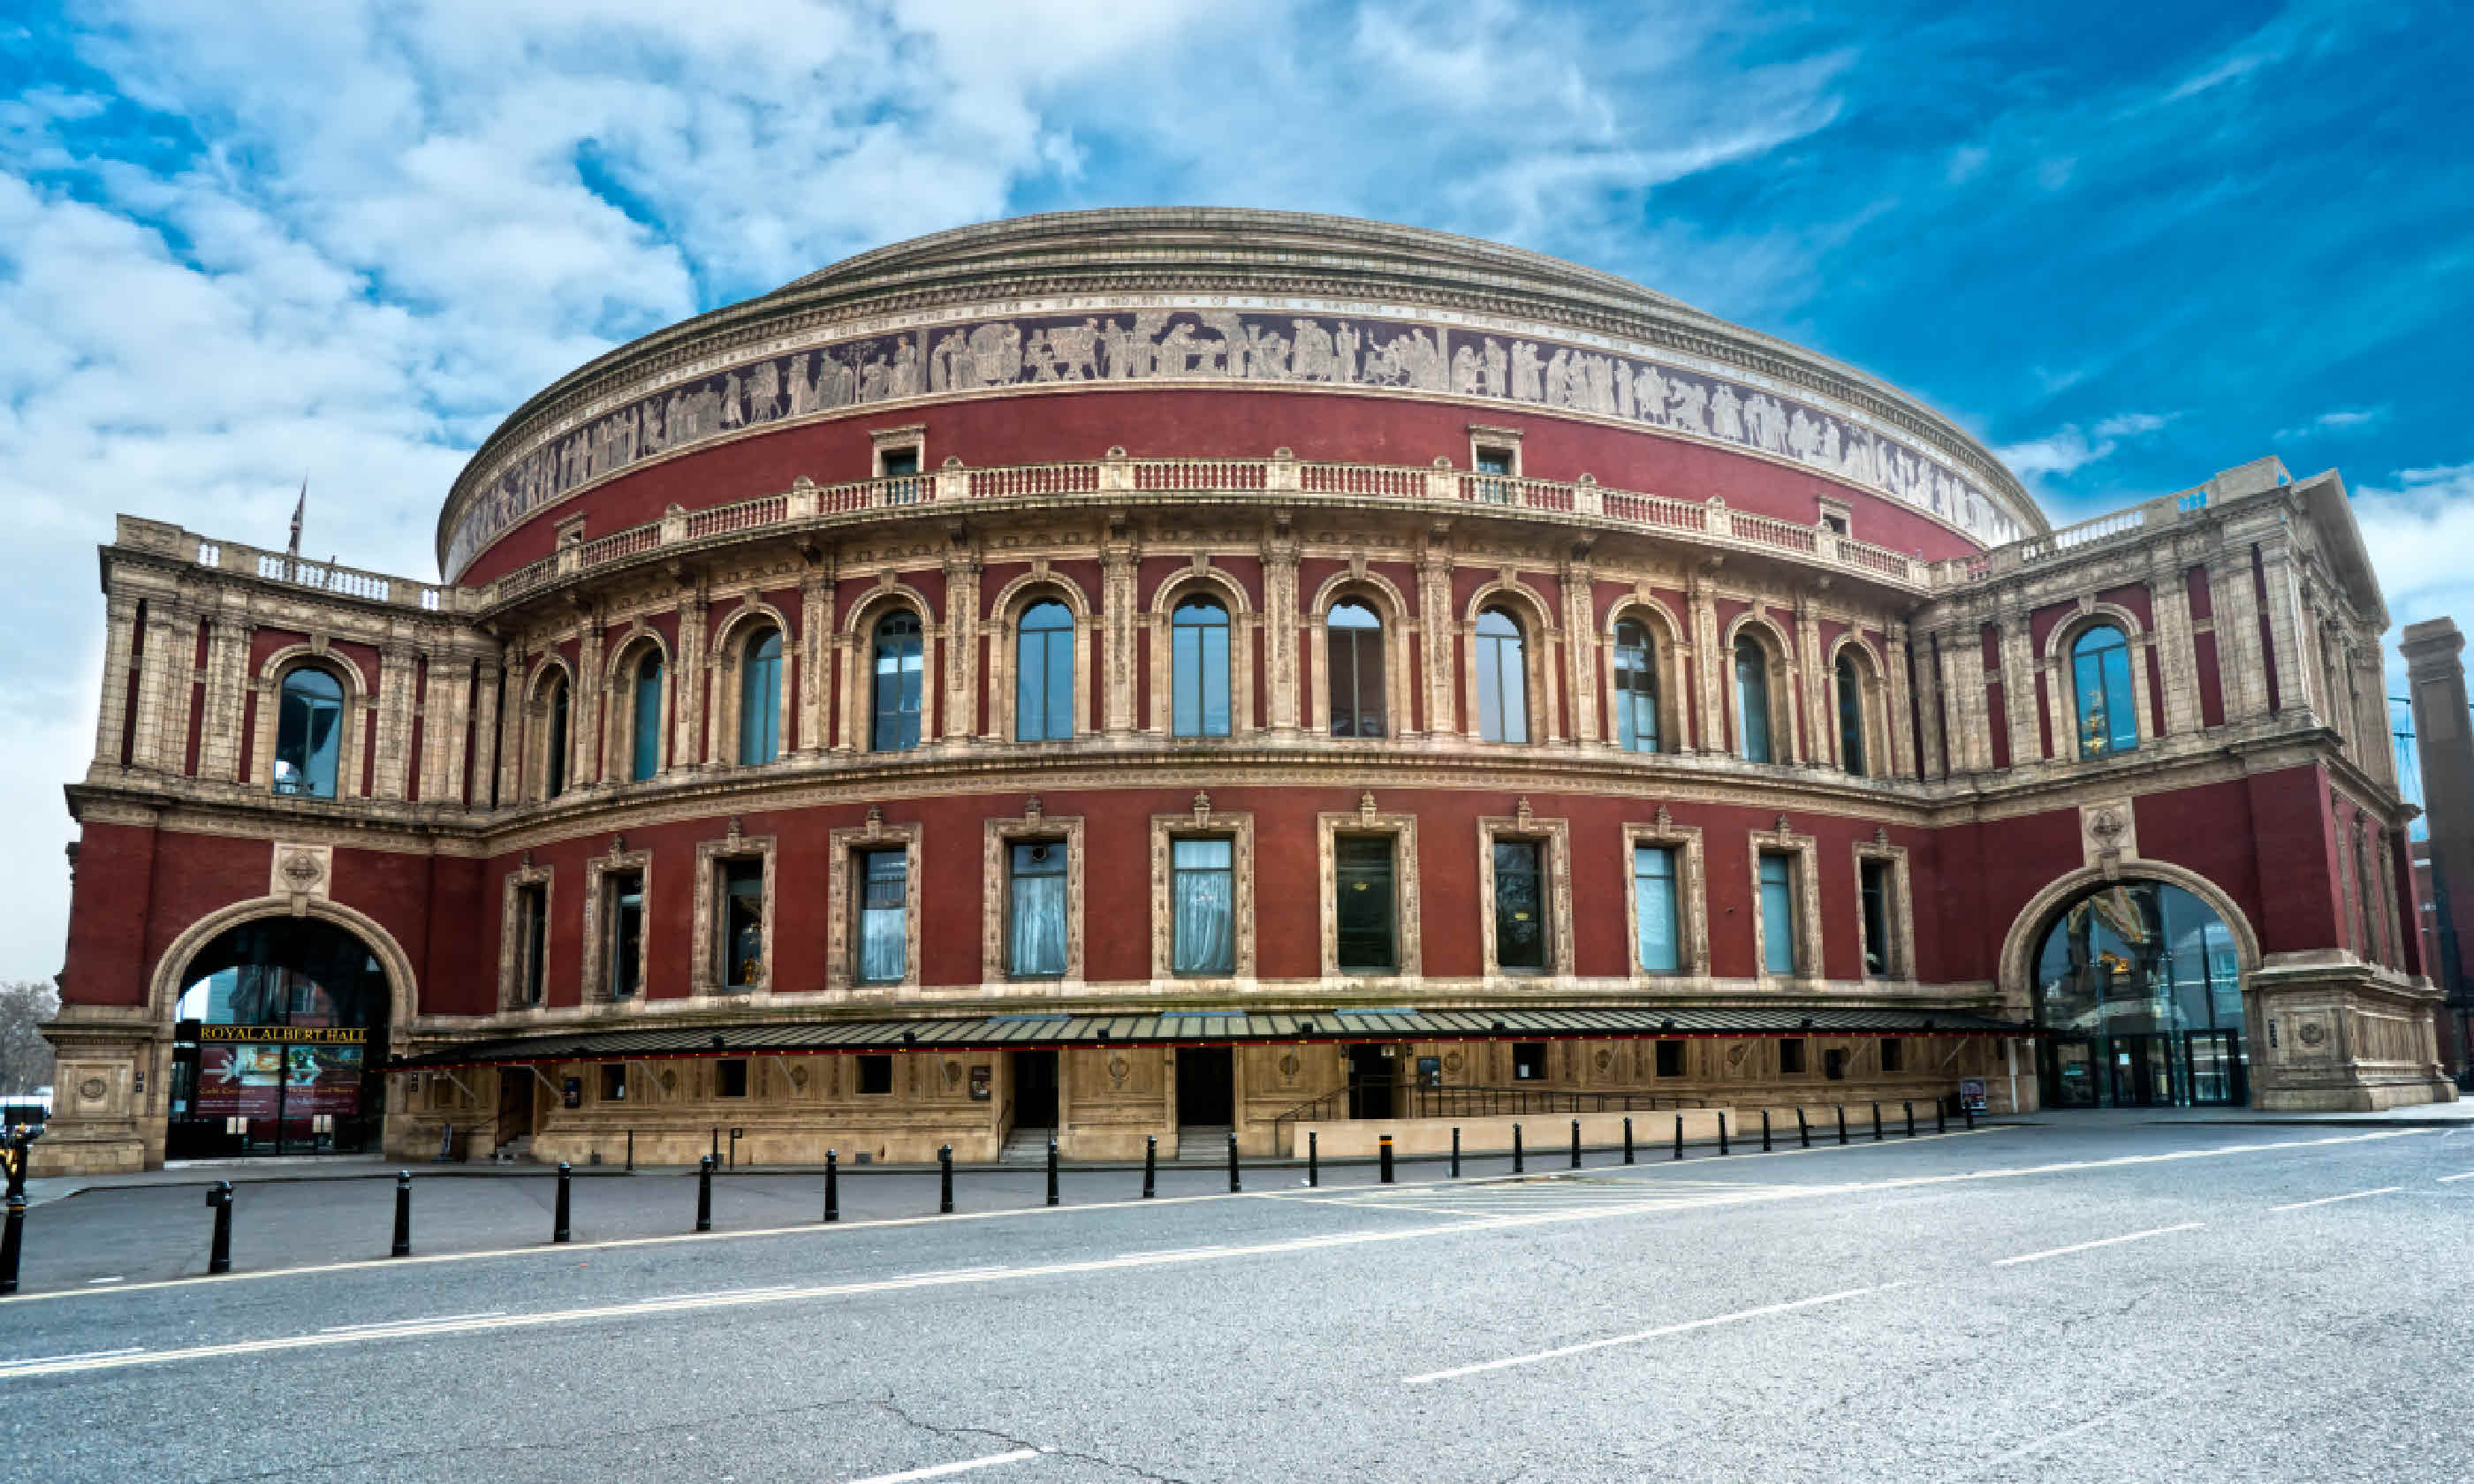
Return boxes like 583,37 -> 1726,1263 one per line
1400,1283 -> 1905,1385
1110,1246 -> 1230,1261
2435,1171 -> 2474,1184
0,1346 -> 141,1367
319,1312 -> 505,1333
2266,1186 -> 2402,1212
638,1285 -> 796,1304
85,1277 -> 124,1285
1992,1223 -> 2205,1267
844,1448 -> 1043,1483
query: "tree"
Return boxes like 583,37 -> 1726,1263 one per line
0,980 -> 59,1095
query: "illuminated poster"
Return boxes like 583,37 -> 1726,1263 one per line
193,1026 -> 364,1119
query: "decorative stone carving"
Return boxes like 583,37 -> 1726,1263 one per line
2079,799 -> 2140,872
269,843 -> 333,909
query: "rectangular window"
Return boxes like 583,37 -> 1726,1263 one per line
518,882 -> 548,1007
1170,838 -> 1235,976
1780,1038 -> 1807,1075
1880,1038 -> 1904,1073
1654,1040 -> 1685,1078
1757,852 -> 1797,976
1633,844 -> 1681,973
1825,1048 -> 1848,1080
1493,839 -> 1548,971
1335,836 -> 1397,972
1513,1042 -> 1547,1080
606,870 -> 644,1000
1860,859 -> 1893,978
1007,840 -> 1069,978
720,859 -> 765,990
879,445 -> 920,478
716,1058 -> 748,1098
856,849 -> 907,984
599,1064 -> 626,1102
856,1055 -> 893,1095
1474,446 -> 1515,504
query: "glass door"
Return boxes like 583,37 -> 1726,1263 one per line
2185,1030 -> 2244,1105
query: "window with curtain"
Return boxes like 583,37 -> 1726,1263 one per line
1475,607 -> 1529,743
857,848 -> 907,984
1492,838 -> 1547,970
739,629 -> 781,764
1015,600 -> 1074,741
1170,838 -> 1234,975
1860,859 -> 1893,977
720,859 -> 764,989
1735,635 -> 1772,763
1172,596 -> 1231,737
1007,841 -> 1068,977
1613,620 -> 1658,753
2071,625 -> 2136,758
1335,837 -> 1396,972
1836,653 -> 1865,776
630,650 -> 663,782
1758,852 -> 1797,975
872,610 -> 925,751
1634,844 -> 1680,973
1326,601 -> 1386,738
273,666 -> 344,798
543,674 -> 571,799
607,870 -> 644,999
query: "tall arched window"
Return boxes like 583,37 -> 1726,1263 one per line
739,628 -> 781,765
272,666 -> 344,798
1327,601 -> 1386,738
1475,607 -> 1529,744
1172,596 -> 1230,738
543,673 -> 571,799
1734,634 -> 1772,763
1835,652 -> 1866,777
1613,619 -> 1658,753
629,649 -> 663,783
2071,625 -> 2136,759
872,611 -> 924,751
1015,600 -> 1074,742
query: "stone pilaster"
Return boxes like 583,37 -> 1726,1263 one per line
2255,537 -> 2318,723
1795,597 -> 1825,767
1882,620 -> 1916,779
1563,557 -> 1599,745
1688,570 -> 1721,754
1998,612 -> 2041,764
798,575 -> 832,756
127,600 -> 181,775
1941,624 -> 1991,775
195,615 -> 250,784
2208,555 -> 2271,723
1264,519 -> 1302,734
2148,554 -> 2201,738
495,640 -> 526,804
467,656 -> 500,808
372,646 -> 418,799
942,541 -> 979,743
674,587 -> 709,768
1103,526 -> 1139,737
1418,536 -> 1458,738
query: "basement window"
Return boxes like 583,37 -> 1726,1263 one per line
600,1064 -> 626,1102
1880,1038 -> 1905,1073
857,1055 -> 894,1095
716,1058 -> 749,1098
1780,1038 -> 1807,1075
1655,1040 -> 1685,1079
1513,1042 -> 1548,1080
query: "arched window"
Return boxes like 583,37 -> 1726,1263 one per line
2032,879 -> 2245,1106
629,649 -> 663,783
1172,596 -> 1230,738
1836,652 -> 1866,777
872,611 -> 924,751
272,666 -> 345,798
1734,634 -> 1772,764
2072,625 -> 2136,758
1475,607 -> 1529,744
739,628 -> 781,765
543,673 -> 571,799
1015,600 -> 1074,742
1613,619 -> 1658,753
1327,601 -> 1386,738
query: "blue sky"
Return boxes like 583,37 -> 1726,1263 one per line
0,1 -> 2468,979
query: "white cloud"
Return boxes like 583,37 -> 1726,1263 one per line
1997,412 -> 2177,483
2276,405 -> 2390,442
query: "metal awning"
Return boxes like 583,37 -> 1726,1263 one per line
386,1006 -> 2029,1071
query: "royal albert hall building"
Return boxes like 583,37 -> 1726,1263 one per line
36,208 -> 2453,1175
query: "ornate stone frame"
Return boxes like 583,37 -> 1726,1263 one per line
982,802 -> 1086,987
520,653 -> 579,802
145,893 -> 420,1030
580,841 -> 654,1007
1824,632 -> 1891,779
1307,567 -> 1415,743
1461,578 -> 1561,744
709,600 -> 796,768
1147,564 -> 1255,739
1748,819 -> 1824,983
253,645 -> 373,801
1620,811 -> 1708,978
840,580 -> 941,756
826,811 -> 926,996
497,859 -> 555,1010
987,566 -> 1095,745
599,628 -> 672,784
2043,603 -> 2157,761
1850,831 -> 1915,982
1722,610 -> 1800,765
1149,796 -> 1256,984
1317,798 -> 1423,980
1601,594 -> 1689,756
1476,800 -> 1575,980
692,823 -> 778,996
1466,423 -> 1525,478
870,422 -> 929,477
1996,859 -> 2263,1024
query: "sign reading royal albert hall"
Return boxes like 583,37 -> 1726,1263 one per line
192,1026 -> 365,1119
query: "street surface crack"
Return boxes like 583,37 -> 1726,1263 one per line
876,1396 -> 1195,1483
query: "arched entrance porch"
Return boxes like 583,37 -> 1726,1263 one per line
2015,874 -> 2256,1109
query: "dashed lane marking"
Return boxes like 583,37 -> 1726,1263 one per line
1991,1223 -> 2205,1267
845,1448 -> 1044,1482
1401,1283 -> 1907,1384
2265,1186 -> 2402,1212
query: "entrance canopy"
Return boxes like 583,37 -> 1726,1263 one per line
388,1004 -> 2023,1071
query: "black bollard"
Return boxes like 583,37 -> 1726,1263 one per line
1761,1109 -> 1772,1153
1226,1131 -> 1241,1193
1963,1101 -> 1977,1131
1046,1138 -> 1059,1208
206,1181 -> 233,1275
1309,1131 -> 1319,1187
626,1130 -> 634,1173
1673,1114 -> 1684,1161
391,1170 -> 412,1257
823,1149 -> 839,1223
553,1162 -> 573,1244
1142,1135 -> 1157,1199
1512,1124 -> 1524,1175
1871,1102 -> 1884,1142
1623,1117 -> 1635,1165
1796,1108 -> 1811,1148
1569,1119 -> 1582,1170
696,1155 -> 714,1232
1379,1134 -> 1394,1185
1936,1101 -> 1947,1135
1837,1105 -> 1848,1145
1718,1112 -> 1730,1156
0,1192 -> 24,1294
939,1145 -> 954,1214
1904,1101 -> 1916,1139
1450,1126 -> 1461,1178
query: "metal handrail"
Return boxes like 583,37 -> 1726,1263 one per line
1410,1086 -> 1709,1118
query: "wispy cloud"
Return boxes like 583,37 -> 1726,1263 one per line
1997,413 -> 2179,483
2277,406 -> 2390,442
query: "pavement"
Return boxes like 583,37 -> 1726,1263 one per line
3,1113 -> 2470,1481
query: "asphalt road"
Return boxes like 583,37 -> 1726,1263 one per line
4,1117 -> 2470,1482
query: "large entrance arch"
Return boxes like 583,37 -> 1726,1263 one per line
2022,878 -> 2251,1108
163,914 -> 396,1157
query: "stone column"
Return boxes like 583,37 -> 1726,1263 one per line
799,576 -> 833,756
2148,553 -> 2202,738
674,587 -> 709,768
195,614 -> 250,784
92,594 -> 141,768
2255,538 -> 2318,722
1998,612 -> 2042,764
495,640 -> 526,804
1563,558 -> 1600,746
373,646 -> 419,799
127,600 -> 181,775
2208,556 -> 2271,723
148,610 -> 202,776
1689,570 -> 1722,754
1795,597 -> 1825,767
1419,540 -> 1458,737
1264,522 -> 1302,734
1940,624 -> 1991,775
942,546 -> 980,743
1882,620 -> 1916,779
1103,531 -> 1139,737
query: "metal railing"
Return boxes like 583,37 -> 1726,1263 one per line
1408,1086 -> 1710,1118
